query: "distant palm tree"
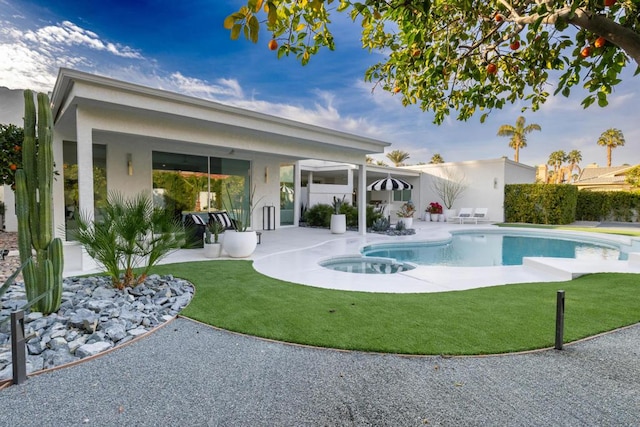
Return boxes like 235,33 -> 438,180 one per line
566,150 -> 582,182
547,150 -> 567,183
497,116 -> 541,163
597,128 -> 625,167
429,153 -> 444,164
366,156 -> 374,164
386,149 -> 411,167
375,160 -> 388,166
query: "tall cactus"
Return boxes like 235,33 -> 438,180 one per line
16,90 -> 64,314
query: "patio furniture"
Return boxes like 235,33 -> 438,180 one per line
452,208 -> 474,224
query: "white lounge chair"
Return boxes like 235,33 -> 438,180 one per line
453,208 -> 474,224
472,208 -> 489,223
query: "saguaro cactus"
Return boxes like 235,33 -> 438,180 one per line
15,90 -> 64,314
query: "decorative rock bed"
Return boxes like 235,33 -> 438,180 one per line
0,274 -> 194,381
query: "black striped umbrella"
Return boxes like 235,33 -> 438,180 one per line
367,174 -> 413,191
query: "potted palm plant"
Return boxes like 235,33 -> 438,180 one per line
330,195 -> 347,234
222,184 -> 260,258
203,221 -> 224,258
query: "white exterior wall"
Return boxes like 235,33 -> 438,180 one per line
409,158 -> 535,222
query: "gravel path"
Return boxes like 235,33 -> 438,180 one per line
1,317 -> 638,426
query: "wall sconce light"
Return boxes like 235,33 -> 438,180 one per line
127,153 -> 133,176
264,167 -> 269,183
493,177 -> 498,189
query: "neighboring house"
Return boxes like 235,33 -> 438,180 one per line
3,68 -> 389,272
572,164 -> 638,192
405,157 -> 537,222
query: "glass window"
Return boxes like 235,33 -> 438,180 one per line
393,189 -> 412,202
63,141 -> 107,240
152,151 -> 250,225
280,165 -> 294,226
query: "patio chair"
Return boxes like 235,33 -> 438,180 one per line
452,208 -> 474,224
472,208 -> 489,223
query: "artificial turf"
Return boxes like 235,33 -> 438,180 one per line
152,260 -> 640,355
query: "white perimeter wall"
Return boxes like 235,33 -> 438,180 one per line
409,158 -> 535,222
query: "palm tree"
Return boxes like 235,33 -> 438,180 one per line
386,149 -> 410,167
497,116 -> 541,163
547,150 -> 567,183
566,150 -> 582,182
365,156 -> 374,164
597,128 -> 625,167
429,153 -> 444,164
375,160 -> 388,166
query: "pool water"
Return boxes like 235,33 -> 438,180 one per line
361,232 -> 627,267
319,257 -> 416,274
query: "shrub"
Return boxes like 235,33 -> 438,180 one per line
504,184 -> 577,225
304,203 -> 334,227
576,191 -> 640,222
74,191 -> 186,288
371,217 -> 390,232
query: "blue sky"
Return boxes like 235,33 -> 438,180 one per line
0,0 -> 638,167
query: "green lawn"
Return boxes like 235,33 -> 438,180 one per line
152,261 -> 640,355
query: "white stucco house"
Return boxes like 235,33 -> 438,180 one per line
3,68 -> 390,271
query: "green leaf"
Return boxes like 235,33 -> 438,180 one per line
231,24 -> 241,40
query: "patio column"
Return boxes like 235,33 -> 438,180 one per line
294,160 -> 302,227
358,163 -> 367,235
76,108 -> 97,271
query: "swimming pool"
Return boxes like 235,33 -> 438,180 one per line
360,230 -> 630,267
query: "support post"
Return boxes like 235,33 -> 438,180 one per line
11,310 -> 27,384
555,290 -> 565,350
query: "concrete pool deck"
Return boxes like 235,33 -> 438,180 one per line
156,220 -> 640,293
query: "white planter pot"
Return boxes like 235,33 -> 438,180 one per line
443,209 -> 455,222
438,214 -> 445,222
430,214 -> 439,222
398,217 -> 413,229
222,231 -> 257,258
203,242 -> 222,258
330,214 -> 346,234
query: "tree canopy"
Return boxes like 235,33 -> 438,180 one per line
0,124 -> 23,187
496,116 -> 541,162
226,1 -> 640,123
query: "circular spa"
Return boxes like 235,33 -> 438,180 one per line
360,230 -> 630,267
319,256 -> 416,274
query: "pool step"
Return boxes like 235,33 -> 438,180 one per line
522,258 -> 575,281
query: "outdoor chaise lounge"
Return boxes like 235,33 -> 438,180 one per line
452,208 -> 474,224
453,208 -> 490,224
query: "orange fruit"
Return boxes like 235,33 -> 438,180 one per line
604,0 -> 615,6
393,87 -> 401,93
580,46 -> 591,58
9,164 -> 17,171
268,39 -> 278,51
509,40 -> 520,50
495,14 -> 503,22
14,145 -> 20,152
487,63 -> 497,75
594,36 -> 606,48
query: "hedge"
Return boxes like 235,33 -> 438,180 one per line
576,191 -> 640,222
504,184 -> 577,225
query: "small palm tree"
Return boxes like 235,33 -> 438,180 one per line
566,150 -> 582,182
497,116 -> 541,163
376,160 -> 388,166
547,150 -> 567,183
597,128 -> 625,167
429,153 -> 444,164
386,149 -> 410,167
366,156 -> 374,164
